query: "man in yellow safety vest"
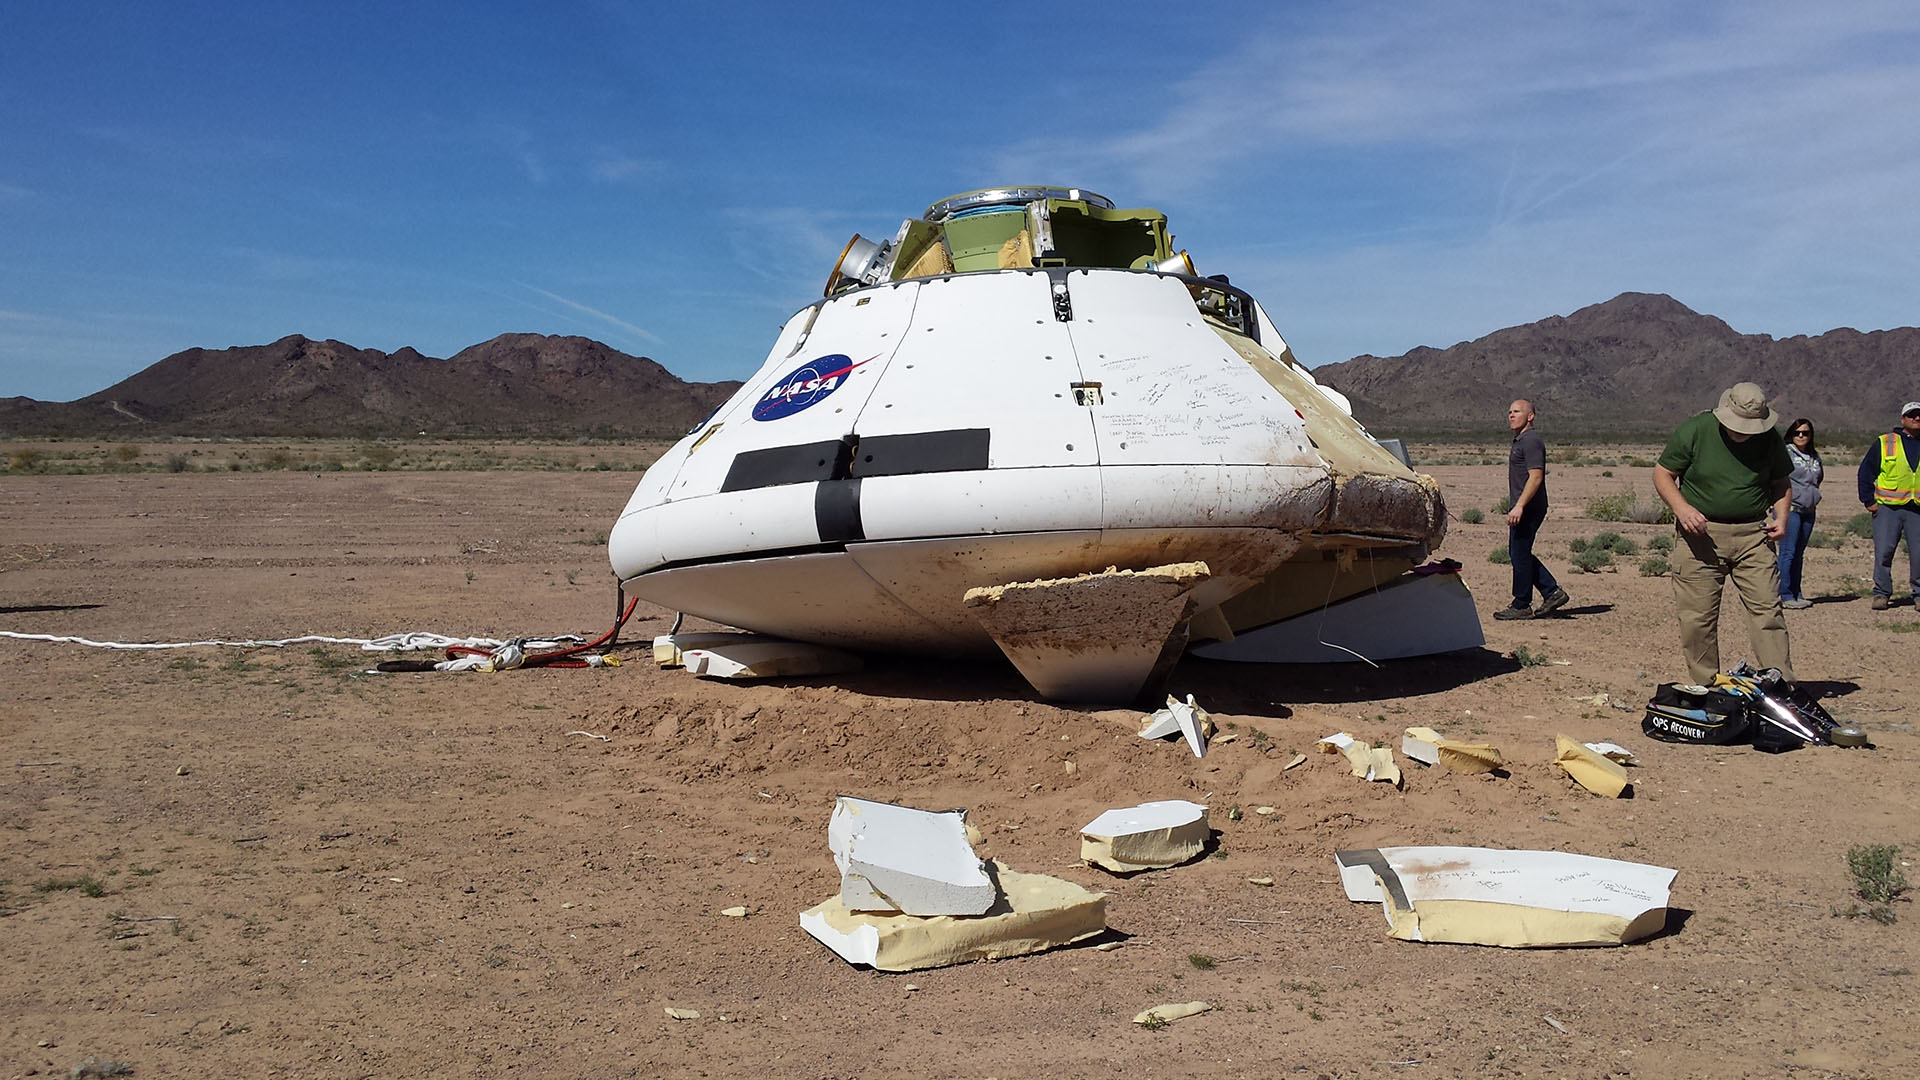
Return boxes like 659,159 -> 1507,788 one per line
1858,401 -> 1920,610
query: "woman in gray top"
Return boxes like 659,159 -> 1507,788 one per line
1778,417 -> 1823,608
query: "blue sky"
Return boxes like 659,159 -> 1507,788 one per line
4,1 -> 1916,401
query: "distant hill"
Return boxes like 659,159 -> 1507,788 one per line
5,296 -> 1910,441
1313,292 -> 1917,438
0,333 -> 742,438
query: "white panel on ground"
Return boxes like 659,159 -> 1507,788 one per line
1335,846 -> 1677,947
1191,570 -> 1484,663
680,639 -> 863,681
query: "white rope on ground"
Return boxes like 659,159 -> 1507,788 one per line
0,630 -> 585,653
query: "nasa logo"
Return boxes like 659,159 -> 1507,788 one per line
751,354 -> 872,421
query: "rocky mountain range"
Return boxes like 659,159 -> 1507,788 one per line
1312,292 -> 1916,438
2,293 -> 1911,440
0,333 -> 741,438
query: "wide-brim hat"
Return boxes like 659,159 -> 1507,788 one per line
1714,382 -> 1776,435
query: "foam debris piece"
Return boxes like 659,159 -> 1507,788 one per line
1134,1001 -> 1212,1026
1585,741 -> 1638,765
1553,735 -> 1630,798
1320,735 -> 1399,784
1316,731 -> 1356,753
828,797 -> 993,916
1138,694 -> 1212,758
653,631 -> 769,668
1081,799 -> 1210,872
1335,846 -> 1677,947
1437,741 -> 1505,774
799,861 -> 1107,972
1403,726 -> 1504,773
1401,727 -> 1444,766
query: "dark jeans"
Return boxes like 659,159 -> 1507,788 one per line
1872,502 -> 1920,599
1777,507 -> 1815,600
1508,501 -> 1558,607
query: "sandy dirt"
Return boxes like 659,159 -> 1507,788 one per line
1,461 -> 1915,1079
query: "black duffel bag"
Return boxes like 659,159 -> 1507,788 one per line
1642,683 -> 1756,745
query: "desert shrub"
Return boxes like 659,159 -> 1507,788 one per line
1568,537 -> 1590,554
1494,496 -> 1512,513
1460,507 -> 1485,524
1648,534 -> 1675,555
1640,556 -> 1671,577
1571,548 -> 1614,573
36,874 -> 107,897
110,444 -> 142,464
1591,531 -> 1638,556
360,444 -> 399,470
1626,499 -> 1673,525
164,454 -> 191,473
8,447 -> 45,471
1488,545 -> 1510,565
1512,645 -> 1550,667
1844,512 -> 1875,538
1586,490 -> 1635,521
1601,469 -> 1613,477
1847,843 -> 1907,924
1807,529 -> 1844,549
260,448 -> 297,470
1627,457 -> 1656,468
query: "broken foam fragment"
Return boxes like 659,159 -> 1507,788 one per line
1080,799 -> 1210,872
1403,726 -> 1504,773
1553,735 -> 1630,798
1138,694 -> 1212,758
799,861 -> 1106,971
828,797 -> 994,915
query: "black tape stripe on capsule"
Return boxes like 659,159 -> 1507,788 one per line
814,479 -> 864,543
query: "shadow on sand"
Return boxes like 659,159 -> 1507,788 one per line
733,646 -> 1522,715
0,603 -> 105,615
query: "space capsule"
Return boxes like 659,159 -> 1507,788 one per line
608,186 -> 1478,702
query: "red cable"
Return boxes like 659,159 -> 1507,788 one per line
442,594 -> 641,669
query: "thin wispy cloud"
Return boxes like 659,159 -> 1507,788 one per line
519,283 -> 660,343
590,152 -> 661,184
718,205 -> 856,303
990,1 -> 1920,361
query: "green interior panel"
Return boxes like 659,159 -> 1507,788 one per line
1040,201 -> 1170,269
944,209 -> 1031,271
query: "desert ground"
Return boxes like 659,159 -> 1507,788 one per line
1,447 -> 1914,1079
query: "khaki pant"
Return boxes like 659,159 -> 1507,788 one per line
1671,520 -> 1793,684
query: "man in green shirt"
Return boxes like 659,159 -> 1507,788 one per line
1653,382 -> 1794,684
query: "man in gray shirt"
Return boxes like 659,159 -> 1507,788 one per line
1497,399 -> 1570,620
